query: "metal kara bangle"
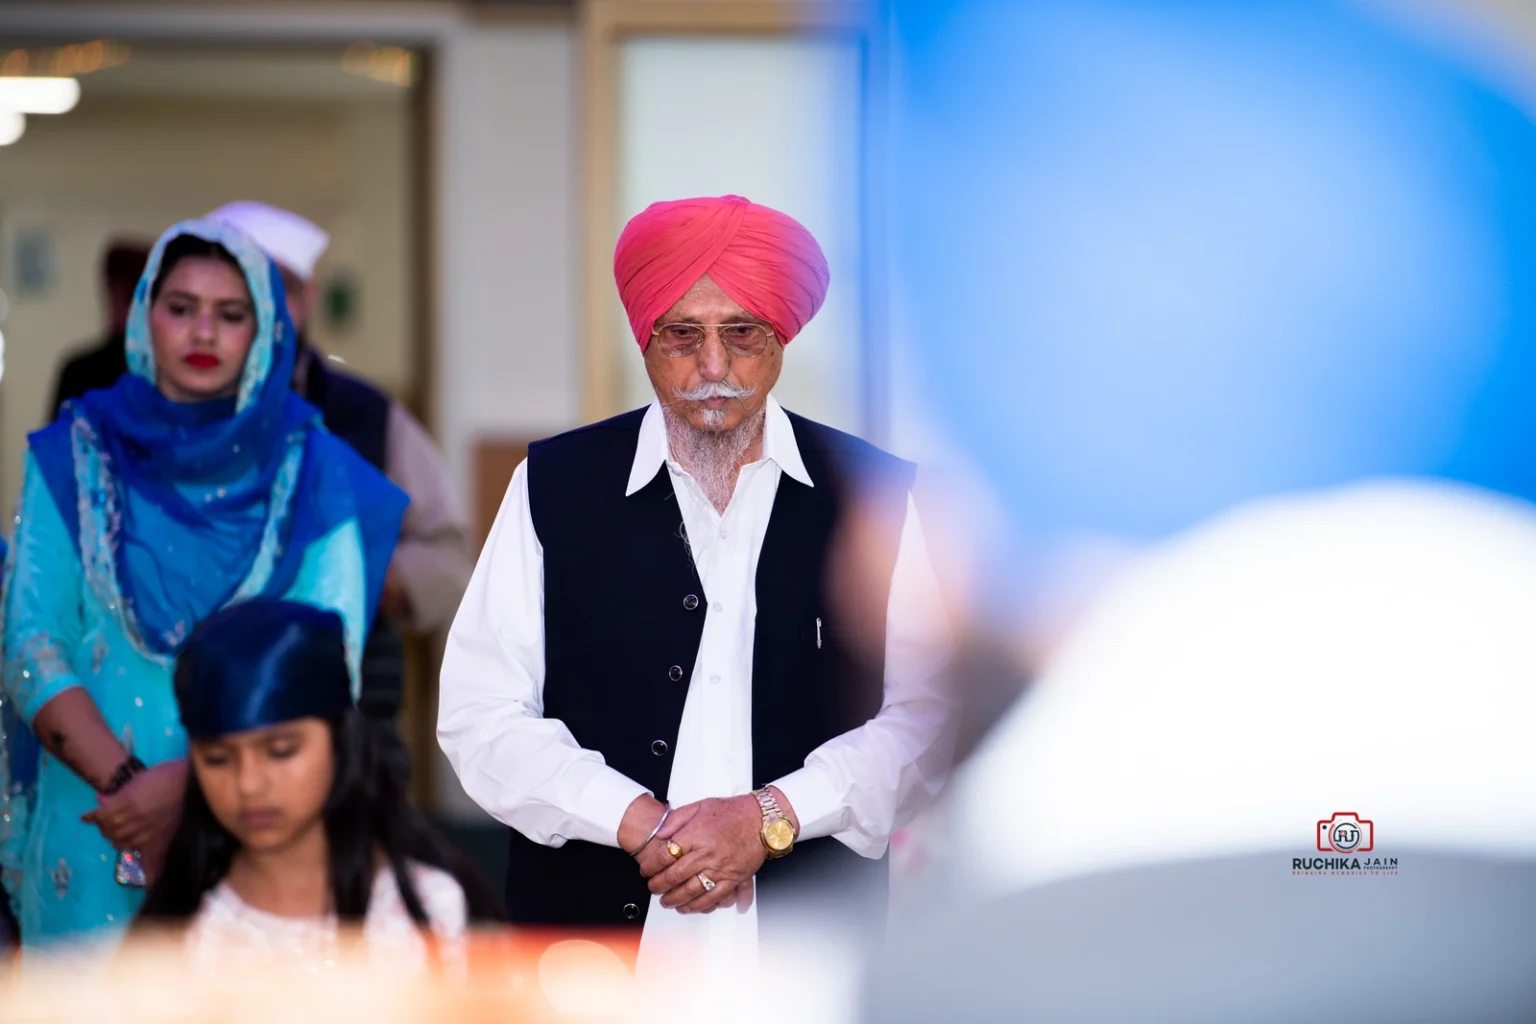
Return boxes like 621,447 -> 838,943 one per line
626,802 -> 671,857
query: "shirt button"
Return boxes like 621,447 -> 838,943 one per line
622,903 -> 640,920
683,594 -> 700,611
710,674 -> 721,685
651,739 -> 669,757
668,665 -> 684,682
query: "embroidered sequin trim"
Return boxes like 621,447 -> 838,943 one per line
5,633 -> 75,705
71,415 -> 165,665
90,633 -> 110,676
229,436 -> 305,604
0,530 -> 38,912
0,691 -> 27,899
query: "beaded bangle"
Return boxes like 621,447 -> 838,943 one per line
102,755 -> 146,796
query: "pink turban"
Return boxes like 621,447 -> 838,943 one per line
614,195 -> 830,351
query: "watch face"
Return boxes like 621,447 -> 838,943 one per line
764,817 -> 795,851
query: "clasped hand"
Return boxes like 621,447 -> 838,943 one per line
632,795 -> 765,915
81,759 -> 188,875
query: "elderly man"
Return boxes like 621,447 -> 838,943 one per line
207,202 -> 474,747
439,195 -> 951,960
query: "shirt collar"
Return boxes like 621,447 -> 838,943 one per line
625,394 -> 813,496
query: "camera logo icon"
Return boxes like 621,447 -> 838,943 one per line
1317,811 -> 1374,854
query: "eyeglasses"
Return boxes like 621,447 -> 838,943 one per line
651,322 -> 775,359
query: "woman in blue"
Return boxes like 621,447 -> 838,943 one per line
0,219 -> 406,952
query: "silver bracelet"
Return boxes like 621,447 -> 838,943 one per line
625,802 -> 671,857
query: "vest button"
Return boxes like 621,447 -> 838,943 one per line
622,903 -> 640,920
651,739 -> 669,756
683,594 -> 700,611
668,665 -> 684,681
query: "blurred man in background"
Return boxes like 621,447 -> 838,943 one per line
47,240 -> 151,420
208,201 -> 473,773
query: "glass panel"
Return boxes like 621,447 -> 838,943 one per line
618,36 -> 865,434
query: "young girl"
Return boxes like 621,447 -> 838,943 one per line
134,598 -> 501,968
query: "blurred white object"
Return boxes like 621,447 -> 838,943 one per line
0,76 -> 79,114
206,200 -> 329,281
0,109 -> 24,146
953,479 -> 1536,896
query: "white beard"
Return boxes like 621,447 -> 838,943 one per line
663,405 -> 765,514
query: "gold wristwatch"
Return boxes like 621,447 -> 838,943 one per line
753,787 -> 797,859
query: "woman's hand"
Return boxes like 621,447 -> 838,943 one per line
379,564 -> 413,621
82,758 -> 189,853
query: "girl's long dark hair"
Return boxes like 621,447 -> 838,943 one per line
135,710 -> 504,929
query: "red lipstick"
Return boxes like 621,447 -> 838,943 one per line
183,353 -> 220,370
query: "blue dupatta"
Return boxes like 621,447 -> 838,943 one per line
26,219 -> 406,660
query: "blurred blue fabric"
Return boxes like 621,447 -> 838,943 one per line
884,0 -> 1536,551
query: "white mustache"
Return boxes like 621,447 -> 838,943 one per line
674,380 -> 756,402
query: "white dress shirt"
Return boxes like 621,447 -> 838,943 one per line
437,396 -> 952,963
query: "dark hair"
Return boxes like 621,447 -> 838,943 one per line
102,241 -> 152,292
134,709 -> 505,930
149,235 -> 244,302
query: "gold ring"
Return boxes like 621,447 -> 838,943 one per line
666,840 -> 684,859
698,873 -> 716,893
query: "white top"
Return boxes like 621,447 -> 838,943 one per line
185,862 -> 468,972
438,397 -> 953,966
206,200 -> 329,282
946,480 -> 1536,899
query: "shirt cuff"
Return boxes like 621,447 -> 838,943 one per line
569,768 -> 651,849
21,675 -> 84,725
770,764 -> 847,844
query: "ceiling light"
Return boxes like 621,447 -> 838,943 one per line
0,110 -> 24,146
0,77 -> 80,115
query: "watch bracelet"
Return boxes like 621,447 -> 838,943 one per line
753,787 -> 795,857
753,786 -> 782,820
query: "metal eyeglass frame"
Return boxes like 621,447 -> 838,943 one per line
650,322 -> 776,359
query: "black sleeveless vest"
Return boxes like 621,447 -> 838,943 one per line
508,408 -> 915,934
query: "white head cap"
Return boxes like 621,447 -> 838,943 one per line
205,201 -> 329,282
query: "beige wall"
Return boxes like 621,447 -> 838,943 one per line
0,92 -> 416,520
434,21 -> 581,513
0,1 -> 580,820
